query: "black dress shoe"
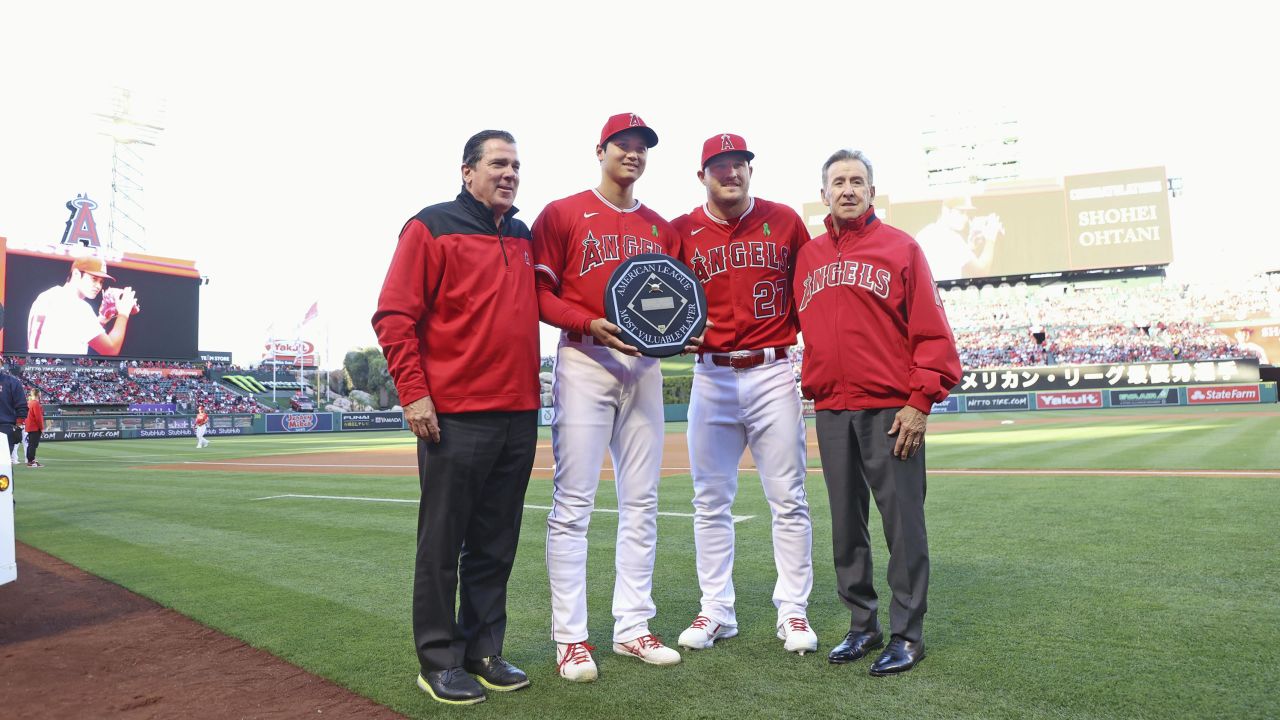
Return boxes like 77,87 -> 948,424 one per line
417,668 -> 487,705
828,630 -> 885,664
829,627 -> 880,661
464,655 -> 530,692
869,636 -> 925,676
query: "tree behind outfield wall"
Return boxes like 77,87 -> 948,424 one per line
343,347 -> 399,409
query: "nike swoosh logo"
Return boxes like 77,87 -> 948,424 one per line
584,212 -> 599,218
690,227 -> 705,235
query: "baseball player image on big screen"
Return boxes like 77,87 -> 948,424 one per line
531,113 -> 690,681
4,251 -> 199,359
671,134 -> 817,656
25,256 -> 138,356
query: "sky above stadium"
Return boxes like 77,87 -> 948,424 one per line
2,1 -> 1277,365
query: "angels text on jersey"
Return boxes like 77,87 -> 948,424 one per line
798,259 -> 892,311
579,230 -> 665,275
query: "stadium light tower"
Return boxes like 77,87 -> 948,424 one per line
922,108 -> 1021,189
96,87 -> 165,253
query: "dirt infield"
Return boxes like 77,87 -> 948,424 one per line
0,544 -> 405,720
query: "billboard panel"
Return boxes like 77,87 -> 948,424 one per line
806,167 -> 1173,282
1064,167 -> 1173,271
888,190 -> 1069,281
4,246 -> 200,358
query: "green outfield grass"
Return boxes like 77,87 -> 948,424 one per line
12,404 -> 1280,719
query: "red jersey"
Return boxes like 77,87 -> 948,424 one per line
532,189 -> 681,332
25,398 -> 44,432
195,410 -> 208,427
672,198 -> 808,353
793,208 -> 961,414
373,191 -> 540,413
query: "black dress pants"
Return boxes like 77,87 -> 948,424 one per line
815,408 -> 929,643
26,430 -> 41,463
412,410 -> 537,673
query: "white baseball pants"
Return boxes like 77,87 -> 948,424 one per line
546,335 -> 664,644
687,355 -> 812,627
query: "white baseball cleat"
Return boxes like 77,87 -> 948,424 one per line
556,641 -> 598,682
613,633 -> 681,666
677,615 -> 739,650
777,616 -> 818,655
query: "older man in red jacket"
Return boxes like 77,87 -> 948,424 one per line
794,149 -> 961,677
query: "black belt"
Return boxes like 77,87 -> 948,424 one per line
566,332 -> 603,345
699,347 -> 789,370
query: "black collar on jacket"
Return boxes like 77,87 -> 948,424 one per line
456,186 -> 520,234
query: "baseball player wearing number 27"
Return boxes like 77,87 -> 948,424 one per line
532,113 -> 696,682
671,134 -> 817,656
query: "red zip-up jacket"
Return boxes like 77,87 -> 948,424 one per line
793,208 -> 961,414
372,190 -> 540,413
25,397 -> 44,432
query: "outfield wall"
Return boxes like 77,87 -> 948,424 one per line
40,380 -> 1277,441
41,411 -> 409,441
929,382 -> 1276,414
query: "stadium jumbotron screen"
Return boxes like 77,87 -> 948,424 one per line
2,246 -> 201,359
880,167 -> 1174,282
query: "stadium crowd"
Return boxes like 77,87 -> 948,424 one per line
7,357 -> 269,414
936,277 -> 1274,369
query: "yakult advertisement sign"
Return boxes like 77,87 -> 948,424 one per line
1036,390 -> 1103,410
263,339 -> 317,367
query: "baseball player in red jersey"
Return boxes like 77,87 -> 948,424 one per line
194,405 -> 210,448
533,113 -> 687,681
794,149 -> 960,676
671,134 -> 817,655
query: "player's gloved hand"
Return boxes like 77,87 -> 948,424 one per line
98,289 -> 119,323
589,317 -> 640,357
99,287 -> 141,324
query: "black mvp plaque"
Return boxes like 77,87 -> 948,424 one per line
604,254 -> 707,357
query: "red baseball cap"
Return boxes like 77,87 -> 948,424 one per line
72,255 -> 115,281
599,113 -> 658,148
701,133 -> 755,168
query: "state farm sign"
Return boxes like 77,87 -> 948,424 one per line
1036,390 -> 1103,410
1187,385 -> 1260,405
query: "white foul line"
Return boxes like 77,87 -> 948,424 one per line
255,494 -> 755,523
930,469 -> 1280,478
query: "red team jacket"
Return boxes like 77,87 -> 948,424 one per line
794,208 -> 961,414
25,397 -> 44,432
532,189 -> 681,332
672,198 -> 808,352
373,191 -> 540,413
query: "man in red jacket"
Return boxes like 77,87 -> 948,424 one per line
794,149 -> 961,676
372,130 -> 539,706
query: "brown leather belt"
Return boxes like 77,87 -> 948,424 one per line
699,347 -> 789,370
